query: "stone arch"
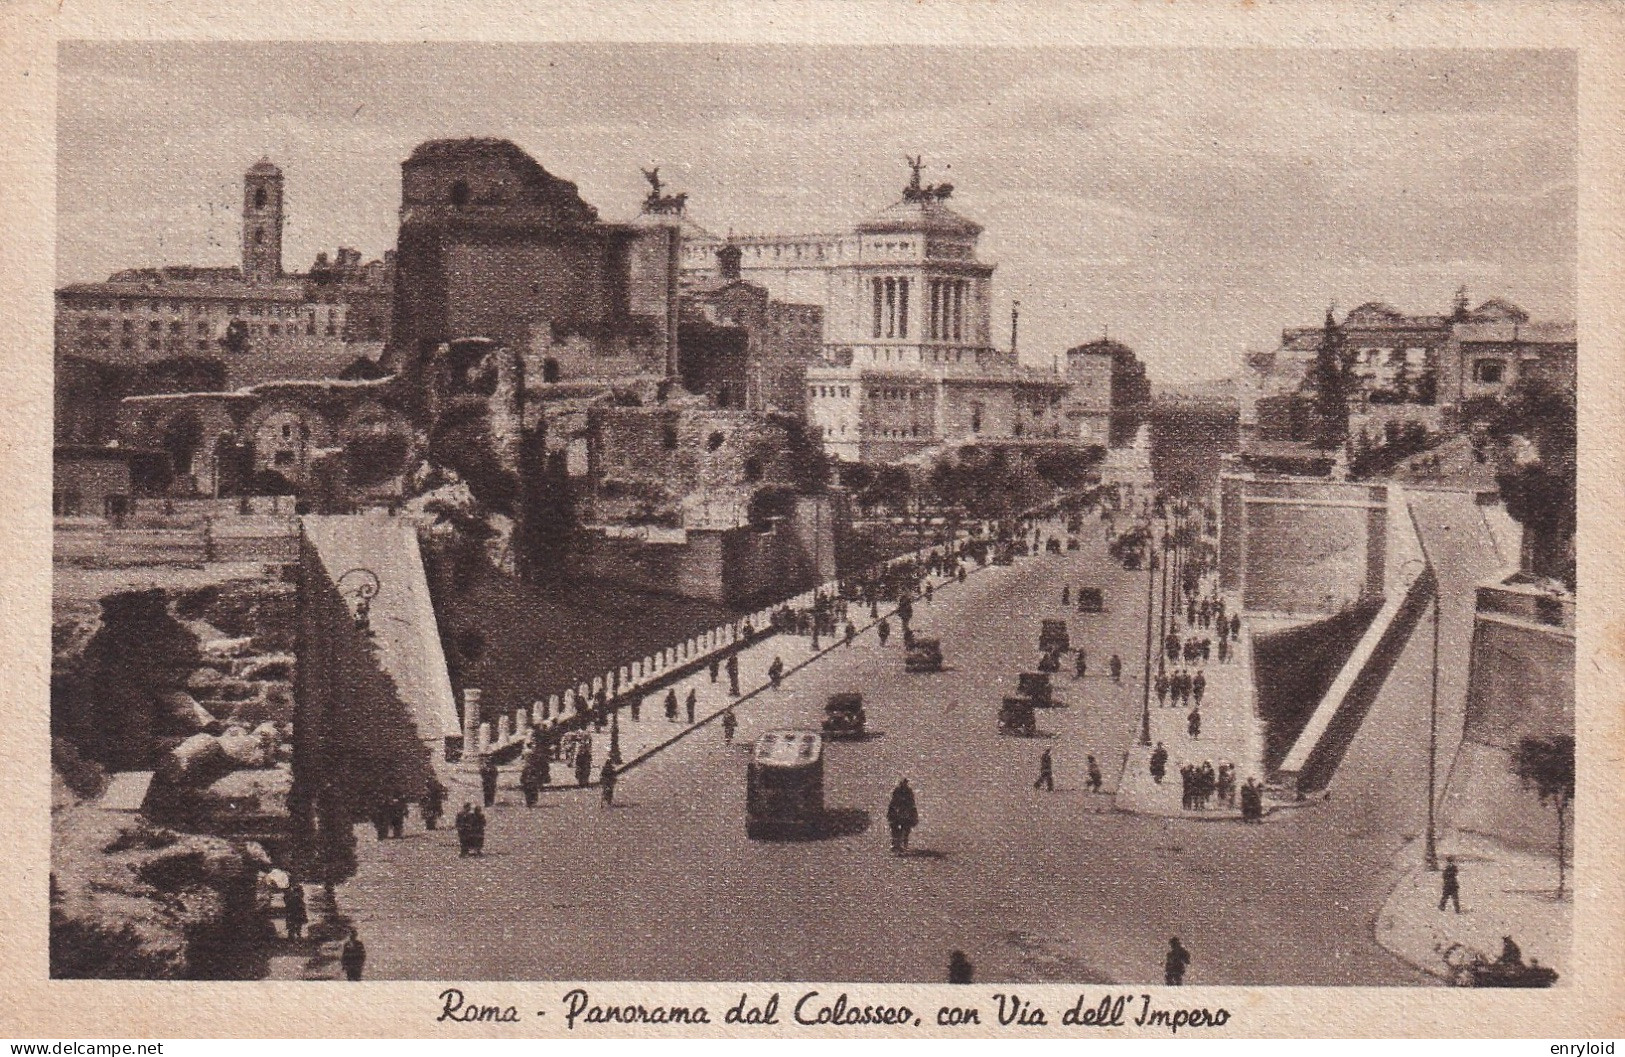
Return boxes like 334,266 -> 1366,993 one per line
136,398 -> 239,496
243,398 -> 337,488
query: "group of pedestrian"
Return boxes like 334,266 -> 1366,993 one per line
1154,668 -> 1205,707
369,796 -> 409,839
454,802 -> 487,856
1179,760 -> 1234,811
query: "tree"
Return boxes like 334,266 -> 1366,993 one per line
1511,734 -> 1574,898
1310,308 -> 1349,449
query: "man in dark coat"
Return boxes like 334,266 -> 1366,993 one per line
1086,754 -> 1103,793
1188,708 -> 1202,740
721,709 -> 737,744
1439,856 -> 1461,913
479,755 -> 499,807
421,776 -> 447,830
519,751 -> 542,807
1075,650 -> 1087,680
341,928 -> 367,981
948,950 -> 974,984
665,688 -> 679,722
1034,748 -> 1055,792
455,803 -> 475,856
600,759 -> 617,806
283,882 -> 307,941
727,654 -> 740,696
877,618 -> 891,647
886,778 -> 919,854
1164,937 -> 1191,985
768,656 -> 785,690
1149,742 -> 1168,784
469,805 -> 486,854
685,688 -> 697,723
1109,653 -> 1122,682
575,740 -> 593,788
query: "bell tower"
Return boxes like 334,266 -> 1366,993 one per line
242,158 -> 284,284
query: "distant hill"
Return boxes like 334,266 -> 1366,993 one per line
1151,377 -> 1238,405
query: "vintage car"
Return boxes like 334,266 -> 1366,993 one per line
998,696 -> 1037,736
1038,619 -> 1071,654
1076,586 -> 1105,613
821,693 -> 866,739
904,637 -> 944,673
1016,671 -> 1059,707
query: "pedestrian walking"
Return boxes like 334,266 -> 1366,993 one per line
768,656 -> 785,690
1086,754 -> 1103,793
519,753 -> 540,808
1192,670 -> 1206,706
388,796 -> 407,838
341,928 -> 367,982
925,582 -> 934,604
1149,742 -> 1168,784
1230,614 -> 1241,641
1062,585 -> 1070,606
1187,708 -> 1202,740
685,688 -> 697,724
600,760 -> 617,806
1164,937 -> 1190,986
1439,856 -> 1461,913
721,709 -> 737,744
709,657 -> 720,683
1155,671 -> 1169,705
469,805 -> 486,854
727,654 -> 740,696
878,618 -> 891,647
886,778 -> 919,855
479,754 -> 499,807
948,950 -> 975,984
455,803 -> 475,856
421,776 -> 447,830
845,621 -> 856,648
1109,653 -> 1122,683
665,688 -> 679,723
1034,748 -> 1055,792
1075,650 -> 1087,680
283,882 -> 307,941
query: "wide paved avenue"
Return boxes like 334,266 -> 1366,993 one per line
338,517 -> 1431,985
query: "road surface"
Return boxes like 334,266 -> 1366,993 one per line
335,514 -> 1432,985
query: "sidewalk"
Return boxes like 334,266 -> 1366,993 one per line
1115,565 -> 1267,818
452,556 -> 979,799
1375,832 -> 1570,984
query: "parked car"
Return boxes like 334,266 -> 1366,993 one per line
1038,619 -> 1070,654
998,696 -> 1037,736
1017,671 -> 1059,707
904,638 -> 943,673
821,693 -> 866,739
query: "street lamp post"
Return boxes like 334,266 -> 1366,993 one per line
1426,576 -> 1441,871
1140,526 -> 1157,747
1401,556 -> 1441,872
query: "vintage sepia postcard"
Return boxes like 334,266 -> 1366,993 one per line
1,0 -> 1622,1041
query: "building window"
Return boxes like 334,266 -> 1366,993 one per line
122,320 -> 134,334
840,387 -> 850,398
169,321 -> 182,334
884,278 -> 897,338
255,187 -> 267,210
897,278 -> 910,339
148,320 -> 161,332
269,324 -> 280,336
1473,359 -> 1506,384
196,321 -> 208,335
872,279 -> 883,339
254,228 -> 264,246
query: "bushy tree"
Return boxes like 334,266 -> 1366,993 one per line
1512,734 -> 1574,898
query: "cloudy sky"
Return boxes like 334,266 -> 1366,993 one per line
58,43 -> 1575,382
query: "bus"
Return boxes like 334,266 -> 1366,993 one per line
746,729 -> 825,838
